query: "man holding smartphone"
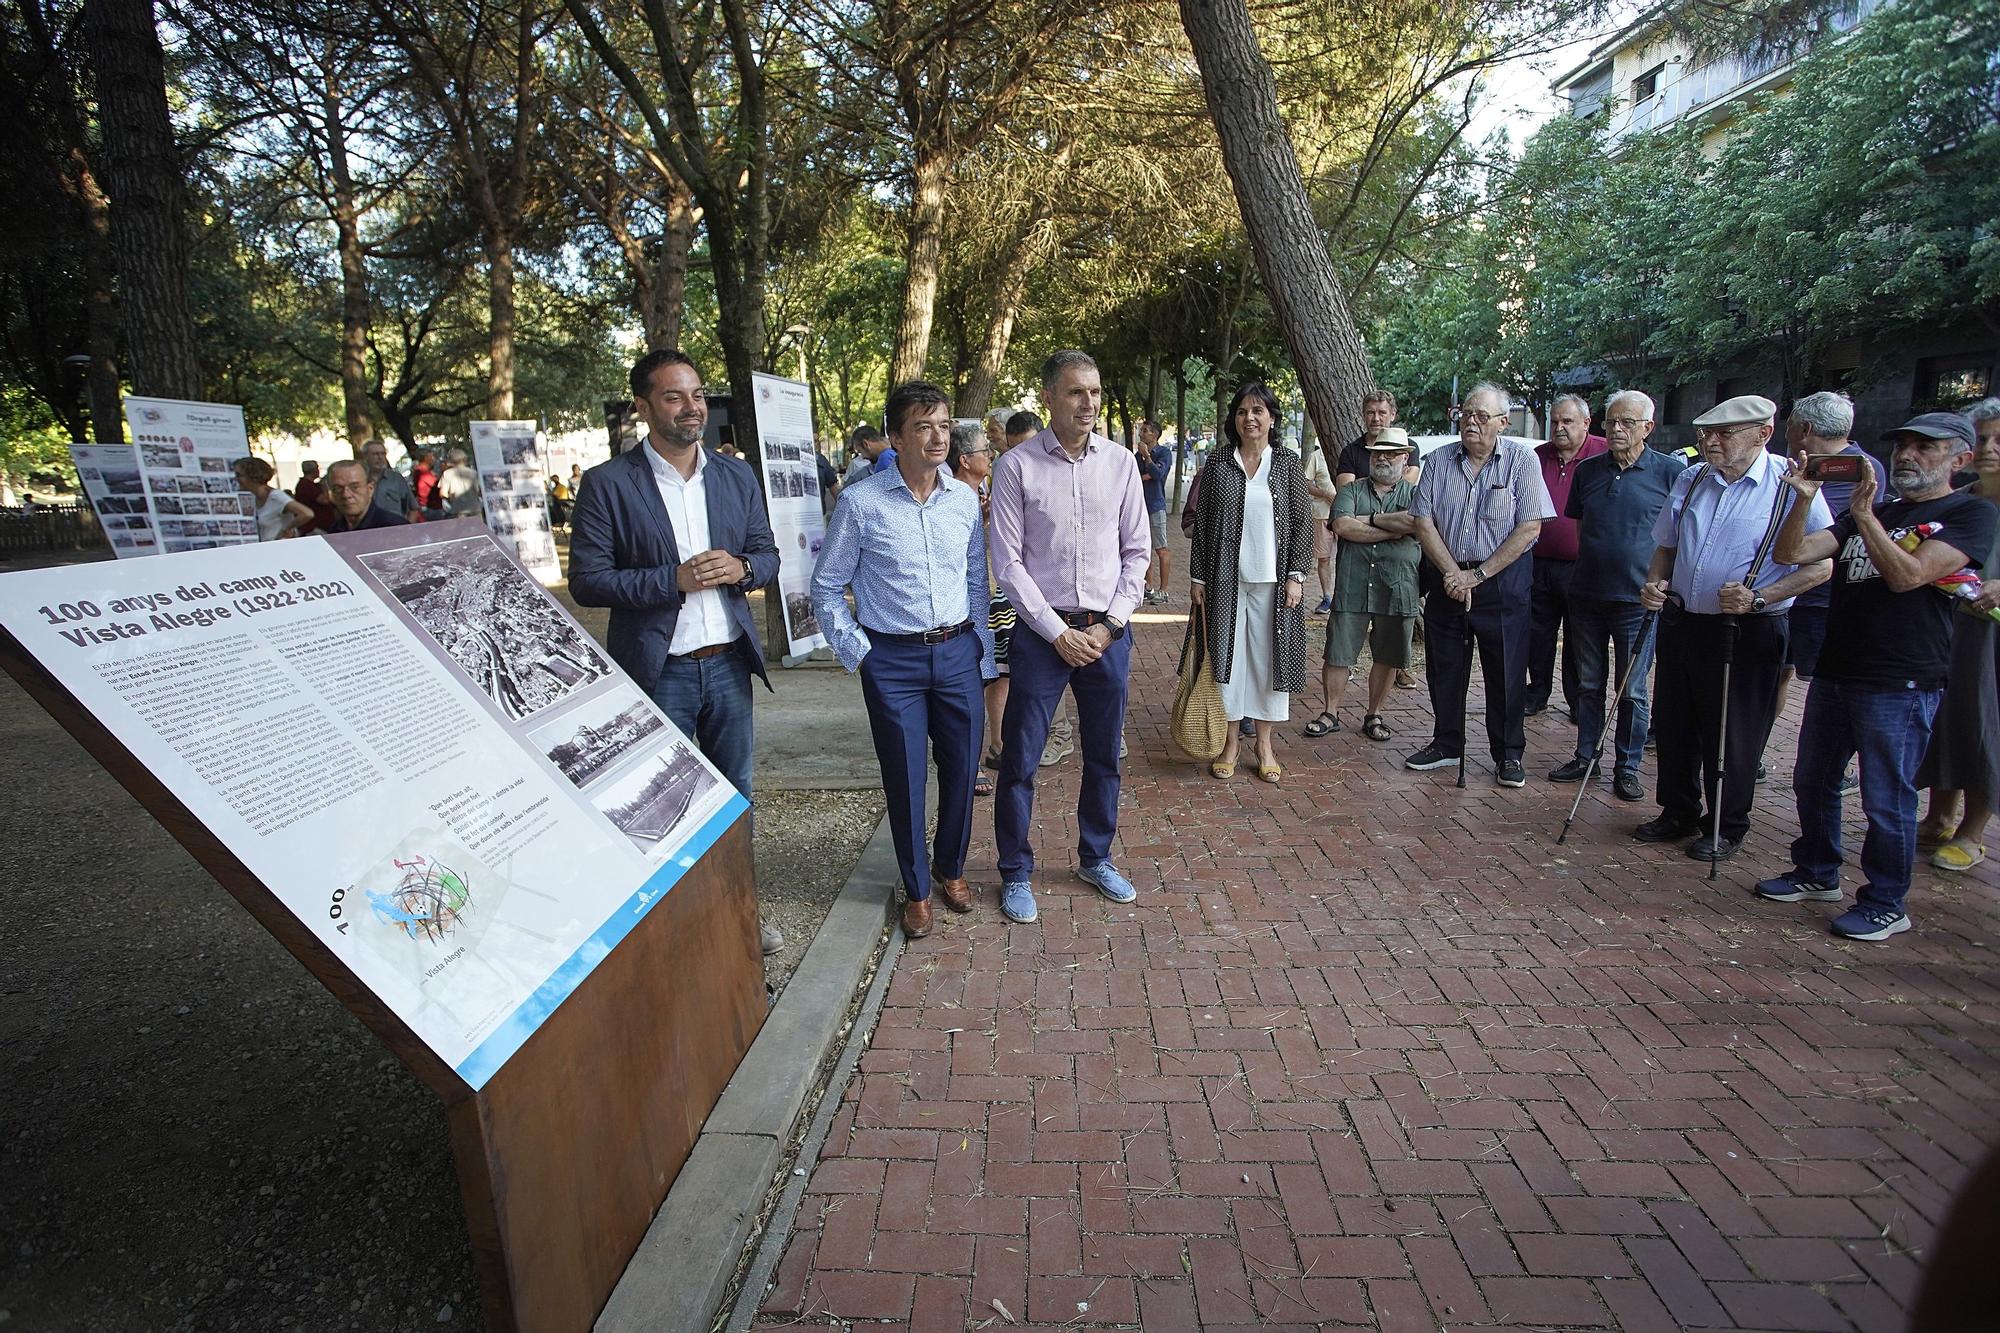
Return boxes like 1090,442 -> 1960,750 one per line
1766,392 -> 1889,783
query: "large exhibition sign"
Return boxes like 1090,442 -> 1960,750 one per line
68,444 -> 159,558
0,521 -> 745,1088
749,372 -> 827,657
469,420 -> 562,586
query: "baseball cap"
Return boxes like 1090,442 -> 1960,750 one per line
1882,412 -> 1974,447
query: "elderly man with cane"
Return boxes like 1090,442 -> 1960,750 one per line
1751,412 -> 1994,940
1396,382 -> 1553,788
1634,396 -> 1832,866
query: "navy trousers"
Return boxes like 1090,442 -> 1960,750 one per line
1528,555 -> 1578,712
859,632 -> 985,902
1423,558 -> 1533,764
1653,609 -> 1787,841
996,627 -> 1131,880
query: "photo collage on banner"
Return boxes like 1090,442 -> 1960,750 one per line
469,420 -> 562,586
68,444 -> 159,558
0,522 -> 745,1089
121,397 -> 260,553
749,372 -> 827,656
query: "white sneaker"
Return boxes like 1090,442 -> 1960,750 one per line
1040,723 -> 1074,767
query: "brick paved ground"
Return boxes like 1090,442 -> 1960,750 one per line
758,537 -> 1999,1331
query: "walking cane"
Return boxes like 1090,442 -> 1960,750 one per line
1557,610 -> 1659,844
1456,593 -> 1475,789
1708,614 -> 1739,881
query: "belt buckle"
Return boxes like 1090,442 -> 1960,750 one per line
922,625 -> 952,644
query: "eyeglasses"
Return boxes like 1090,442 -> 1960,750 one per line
959,447 -> 992,457
1695,424 -> 1760,441
1460,411 -> 1506,426
1605,416 -> 1650,430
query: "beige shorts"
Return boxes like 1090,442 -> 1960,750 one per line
1324,611 -> 1415,669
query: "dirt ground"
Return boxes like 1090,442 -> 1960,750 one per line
0,670 -> 879,1333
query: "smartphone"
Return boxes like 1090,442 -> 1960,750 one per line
1804,454 -> 1865,483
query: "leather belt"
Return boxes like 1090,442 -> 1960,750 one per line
868,620 -> 975,646
1057,610 -> 1110,629
671,641 -> 734,661
1456,561 -> 1492,571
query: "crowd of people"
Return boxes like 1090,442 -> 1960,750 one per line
548,344 -> 1995,952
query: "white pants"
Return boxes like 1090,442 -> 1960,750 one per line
1222,581 -> 1289,723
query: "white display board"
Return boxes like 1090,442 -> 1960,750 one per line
0,521 -> 746,1089
750,372 -> 827,656
469,420 -> 561,587
68,443 -> 159,558
121,396 -> 259,552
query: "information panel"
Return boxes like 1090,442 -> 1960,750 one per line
469,420 -> 561,586
750,372 -> 827,656
121,396 -> 258,553
0,522 -> 745,1088
68,443 -> 159,558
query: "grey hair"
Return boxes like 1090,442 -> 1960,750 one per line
1606,389 -> 1656,421
1551,393 -> 1591,418
1967,397 -> 2000,426
1040,349 -> 1098,390
1790,390 -> 1854,440
985,409 -> 1010,429
1465,381 -> 1512,414
949,422 -> 983,452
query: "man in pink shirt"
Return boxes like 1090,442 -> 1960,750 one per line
988,350 -> 1153,924
1528,393 -> 1607,716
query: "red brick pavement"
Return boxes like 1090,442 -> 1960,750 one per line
759,575 -> 2000,1330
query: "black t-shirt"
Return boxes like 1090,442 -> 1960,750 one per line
1333,435 -> 1370,480
1817,490 -> 1997,689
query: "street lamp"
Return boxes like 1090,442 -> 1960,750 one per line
783,324 -> 810,386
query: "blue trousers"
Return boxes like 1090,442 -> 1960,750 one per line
996,627 -> 1131,880
1567,597 -> 1656,774
859,632 -> 984,901
652,647 -> 754,804
1789,678 -> 1941,915
1424,559 -> 1532,763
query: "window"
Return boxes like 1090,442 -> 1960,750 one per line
1631,62 -> 1665,101
1913,353 -> 1995,412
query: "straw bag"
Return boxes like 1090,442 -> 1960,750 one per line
1171,602 -> 1228,761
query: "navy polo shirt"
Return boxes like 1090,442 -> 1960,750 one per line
1564,446 -> 1691,602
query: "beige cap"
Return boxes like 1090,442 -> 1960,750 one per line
1365,426 -> 1413,451
1691,395 -> 1777,428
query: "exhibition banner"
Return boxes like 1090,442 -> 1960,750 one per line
68,444 -> 159,558
0,521 -> 746,1089
121,396 -> 259,553
749,372 -> 827,656
469,420 -> 562,586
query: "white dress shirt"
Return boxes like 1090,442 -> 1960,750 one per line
646,444 -> 739,654
1237,447 -> 1277,583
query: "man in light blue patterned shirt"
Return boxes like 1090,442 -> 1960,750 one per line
811,380 -> 997,940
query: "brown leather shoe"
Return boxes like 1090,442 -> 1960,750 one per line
935,875 -> 974,914
901,896 -> 933,939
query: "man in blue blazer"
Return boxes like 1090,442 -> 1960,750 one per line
569,349 -> 785,952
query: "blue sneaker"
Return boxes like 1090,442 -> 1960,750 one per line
1830,905 -> 1910,941
1753,874 -> 1841,903
1077,862 -> 1138,903
1000,879 -> 1038,923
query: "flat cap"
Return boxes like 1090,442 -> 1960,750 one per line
1882,411 -> 1973,447
1365,426 -> 1412,451
1691,395 -> 1777,428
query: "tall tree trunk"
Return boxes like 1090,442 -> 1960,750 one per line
486,234 -> 516,417
85,0 -> 201,399
1144,353 -> 1161,424
957,215 -> 1044,418
323,58 -> 374,446
64,148 -> 123,441
890,147 -> 948,385
652,181 -> 693,349
1178,0 -> 1368,448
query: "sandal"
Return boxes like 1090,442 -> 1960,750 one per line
974,773 -> 994,797
1303,710 -> 1341,738
1931,839 -> 1986,872
1257,763 -> 1283,784
1362,714 -> 1392,742
1916,818 -> 1958,852
982,746 -> 1003,772
1210,759 -> 1236,779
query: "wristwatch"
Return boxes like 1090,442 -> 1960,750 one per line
1104,616 -> 1127,640
736,555 -> 754,588
1473,568 -> 1489,583
1751,593 -> 1767,612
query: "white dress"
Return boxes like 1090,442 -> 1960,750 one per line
1221,448 -> 1288,723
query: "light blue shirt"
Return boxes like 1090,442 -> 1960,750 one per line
1649,450 -> 1833,614
810,464 -> 997,676
1408,438 -> 1554,562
